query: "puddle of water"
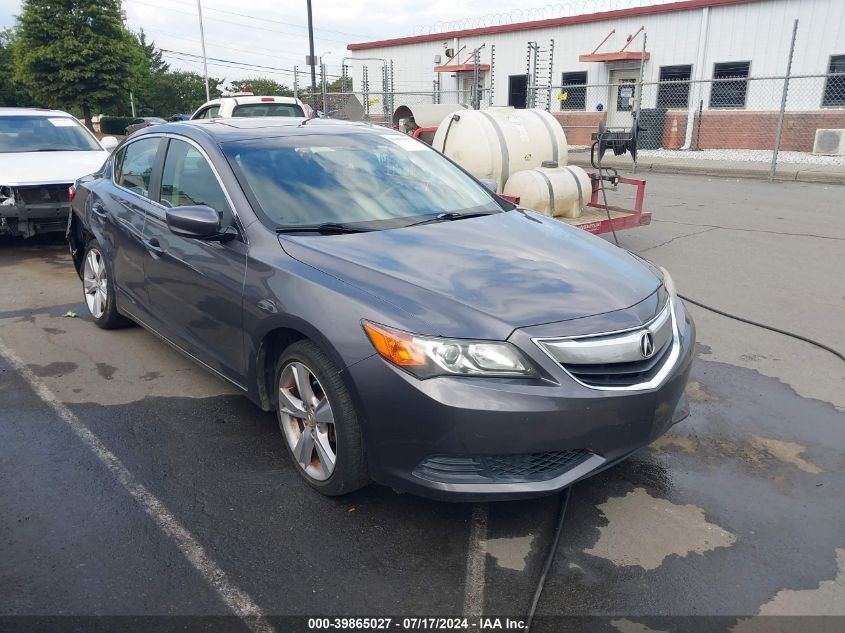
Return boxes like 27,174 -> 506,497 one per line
730,549 -> 845,632
755,548 -> 845,616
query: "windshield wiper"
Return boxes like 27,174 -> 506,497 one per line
276,222 -> 370,234
405,210 -> 498,228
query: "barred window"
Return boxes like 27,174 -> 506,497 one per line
560,71 -> 587,111
823,55 -> 845,107
710,61 -> 750,108
657,65 -> 692,108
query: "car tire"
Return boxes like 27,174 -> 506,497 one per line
275,340 -> 369,496
81,240 -> 131,329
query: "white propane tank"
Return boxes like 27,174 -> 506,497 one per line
431,107 -> 568,192
503,162 -> 592,219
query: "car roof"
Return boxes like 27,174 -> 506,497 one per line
133,117 -> 400,144
222,95 -> 300,104
0,107 -> 75,117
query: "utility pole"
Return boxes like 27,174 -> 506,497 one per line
197,0 -> 210,101
306,0 -> 317,112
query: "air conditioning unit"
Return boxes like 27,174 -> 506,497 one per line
813,129 -> 845,156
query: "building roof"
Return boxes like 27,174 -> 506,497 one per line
347,0 -> 759,51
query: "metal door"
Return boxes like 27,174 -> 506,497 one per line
607,69 -> 639,128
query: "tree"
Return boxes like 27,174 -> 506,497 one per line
227,77 -> 293,97
0,29 -> 31,107
139,71 -> 223,116
328,76 -> 352,92
14,0 -> 137,129
134,29 -> 168,74
121,31 -> 222,116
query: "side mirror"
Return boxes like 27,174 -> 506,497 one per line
166,205 -> 222,240
479,178 -> 498,193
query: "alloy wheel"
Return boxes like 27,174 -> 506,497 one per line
83,248 -> 108,319
278,361 -> 337,481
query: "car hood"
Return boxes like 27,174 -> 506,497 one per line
280,210 -> 661,339
1,151 -> 109,186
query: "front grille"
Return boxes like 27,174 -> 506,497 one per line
535,301 -> 677,390
16,184 -> 71,205
414,449 -> 592,484
564,337 -> 673,387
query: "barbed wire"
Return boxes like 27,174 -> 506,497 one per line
413,0 -> 668,35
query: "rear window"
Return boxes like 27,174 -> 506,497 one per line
232,103 -> 304,118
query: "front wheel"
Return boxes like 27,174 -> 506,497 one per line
81,241 -> 130,329
275,340 -> 369,496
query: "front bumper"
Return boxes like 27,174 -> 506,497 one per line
345,299 -> 695,501
0,184 -> 72,238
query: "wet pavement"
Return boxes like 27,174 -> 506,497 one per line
1,173 -> 844,630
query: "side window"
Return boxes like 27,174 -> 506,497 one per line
114,138 -> 160,198
560,71 -> 587,111
160,139 -> 233,226
197,105 -> 220,119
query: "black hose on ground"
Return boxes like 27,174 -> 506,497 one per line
677,294 -> 845,364
593,154 -> 844,365
525,485 -> 572,633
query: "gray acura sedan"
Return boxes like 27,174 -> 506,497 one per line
67,118 -> 694,501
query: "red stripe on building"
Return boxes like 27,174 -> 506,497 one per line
347,0 -> 759,51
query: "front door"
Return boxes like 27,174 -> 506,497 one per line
607,69 -> 639,128
142,137 -> 248,383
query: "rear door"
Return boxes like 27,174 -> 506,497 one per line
90,136 -> 164,313
141,136 -> 248,383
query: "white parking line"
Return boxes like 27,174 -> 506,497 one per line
462,503 -> 489,617
0,338 -> 275,633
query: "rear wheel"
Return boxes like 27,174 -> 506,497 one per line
275,340 -> 369,496
82,241 -> 130,329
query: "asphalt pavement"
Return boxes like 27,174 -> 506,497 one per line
1,172 -> 844,632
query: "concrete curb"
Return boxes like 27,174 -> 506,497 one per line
569,156 -> 845,185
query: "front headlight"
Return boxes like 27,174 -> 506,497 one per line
659,266 -> 678,300
363,321 -> 535,379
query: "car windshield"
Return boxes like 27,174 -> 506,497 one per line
232,103 -> 305,118
0,115 -> 102,153
223,132 -> 504,229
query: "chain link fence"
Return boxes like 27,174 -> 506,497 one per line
535,71 -> 845,177
295,78 -> 493,127
291,37 -> 844,179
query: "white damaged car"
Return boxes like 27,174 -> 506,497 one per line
0,108 -> 118,238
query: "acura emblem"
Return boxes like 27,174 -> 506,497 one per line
640,332 -> 655,358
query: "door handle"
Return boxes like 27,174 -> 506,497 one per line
143,237 -> 165,255
91,202 -> 107,217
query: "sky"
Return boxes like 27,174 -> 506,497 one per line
0,0 -> 659,88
